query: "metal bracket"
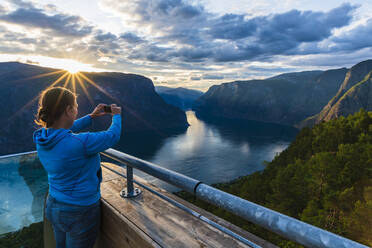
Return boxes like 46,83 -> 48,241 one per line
120,187 -> 142,198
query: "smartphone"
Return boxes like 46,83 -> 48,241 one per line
103,105 -> 112,113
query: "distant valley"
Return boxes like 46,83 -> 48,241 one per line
155,86 -> 203,111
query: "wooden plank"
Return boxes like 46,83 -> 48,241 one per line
161,190 -> 278,248
100,162 -> 275,248
101,166 -> 122,182
96,198 -> 161,248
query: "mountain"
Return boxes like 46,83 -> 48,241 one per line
0,62 -> 189,155
192,68 -> 348,126
268,70 -> 323,82
301,60 -> 372,127
155,86 -> 204,111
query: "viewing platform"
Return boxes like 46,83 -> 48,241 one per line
43,162 -> 274,248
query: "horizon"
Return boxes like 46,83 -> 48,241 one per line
5,59 -> 365,94
0,0 -> 372,92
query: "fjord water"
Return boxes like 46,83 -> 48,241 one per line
113,110 -> 298,191
0,110 -> 298,234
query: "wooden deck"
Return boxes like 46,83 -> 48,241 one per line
44,162 -> 277,248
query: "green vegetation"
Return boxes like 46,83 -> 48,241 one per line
339,71 -> 372,102
0,222 -> 43,248
177,109 -> 372,247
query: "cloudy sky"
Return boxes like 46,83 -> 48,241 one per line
0,0 -> 372,91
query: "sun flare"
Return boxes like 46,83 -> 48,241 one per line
65,66 -> 80,74
4,55 -> 163,136
7,55 -> 105,74
60,59 -> 93,74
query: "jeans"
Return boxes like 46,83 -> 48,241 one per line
45,193 -> 101,248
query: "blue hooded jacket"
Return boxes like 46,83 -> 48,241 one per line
33,114 -> 121,206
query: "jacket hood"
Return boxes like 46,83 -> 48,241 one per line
33,128 -> 70,150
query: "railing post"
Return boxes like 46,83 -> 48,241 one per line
120,165 -> 142,198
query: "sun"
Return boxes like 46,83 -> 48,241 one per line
65,65 -> 80,74
63,61 -> 88,74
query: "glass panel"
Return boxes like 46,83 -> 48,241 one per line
0,152 -> 47,246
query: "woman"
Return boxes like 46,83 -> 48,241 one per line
33,86 -> 122,248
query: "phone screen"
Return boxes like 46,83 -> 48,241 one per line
103,105 -> 112,113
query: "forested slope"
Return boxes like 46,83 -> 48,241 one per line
178,109 -> 372,247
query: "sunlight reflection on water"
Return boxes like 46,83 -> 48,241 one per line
133,111 -> 298,191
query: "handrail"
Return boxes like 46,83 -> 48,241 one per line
0,150 -> 37,159
101,148 -> 368,248
2,149 -> 367,247
100,163 -> 262,248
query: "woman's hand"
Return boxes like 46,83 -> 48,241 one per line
89,103 -> 108,118
110,104 -> 121,116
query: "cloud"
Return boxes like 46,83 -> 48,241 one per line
207,14 -> 257,40
95,32 -> 117,41
100,0 -> 358,63
330,18 -> 372,51
4,0 -> 362,69
190,76 -> 201,81
246,65 -> 295,73
0,24 -> 45,52
1,0 -> 371,92
102,0 -> 205,24
6,0 -> 34,9
101,0 -> 208,45
202,74 -> 224,80
288,48 -> 372,68
169,47 -> 213,62
127,44 -> 170,62
207,3 -> 358,61
120,32 -> 144,44
0,5 -> 6,15
260,3 -> 356,43
0,1 -> 93,37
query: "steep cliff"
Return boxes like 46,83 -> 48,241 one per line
193,68 -> 347,126
0,62 -> 189,155
301,60 -> 372,127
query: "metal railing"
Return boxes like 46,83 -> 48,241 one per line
0,150 -> 37,160
100,162 -> 261,248
101,148 -> 368,248
1,149 -> 368,248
